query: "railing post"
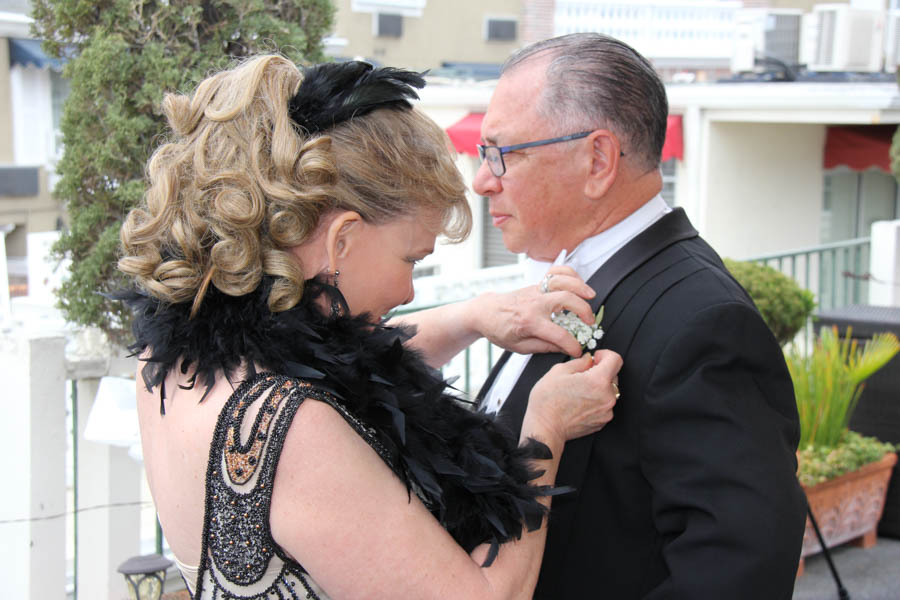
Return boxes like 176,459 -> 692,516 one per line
0,331 -> 67,599
842,247 -> 850,307
830,248 -> 838,310
73,374 -> 142,600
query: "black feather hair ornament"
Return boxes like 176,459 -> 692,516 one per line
288,61 -> 425,134
120,277 -> 572,567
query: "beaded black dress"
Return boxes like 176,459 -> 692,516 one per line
125,279 -> 561,600
188,372 -> 404,599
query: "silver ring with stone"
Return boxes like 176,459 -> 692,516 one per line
540,273 -> 554,294
612,382 -> 620,400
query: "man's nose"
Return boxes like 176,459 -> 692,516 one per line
473,158 -> 501,196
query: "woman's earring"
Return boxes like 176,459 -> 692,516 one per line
331,269 -> 341,317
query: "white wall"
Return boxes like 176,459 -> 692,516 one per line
701,121 -> 825,259
870,219 -> 900,306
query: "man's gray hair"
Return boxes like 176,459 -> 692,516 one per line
503,33 -> 668,170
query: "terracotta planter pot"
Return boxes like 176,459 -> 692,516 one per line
798,451 -> 898,575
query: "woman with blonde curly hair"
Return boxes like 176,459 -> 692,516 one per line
120,55 -> 621,599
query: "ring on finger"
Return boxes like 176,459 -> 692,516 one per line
611,382 -> 620,400
540,273 -> 554,294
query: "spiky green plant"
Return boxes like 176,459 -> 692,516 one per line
787,326 -> 900,450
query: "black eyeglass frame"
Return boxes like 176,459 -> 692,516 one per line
477,130 -> 594,177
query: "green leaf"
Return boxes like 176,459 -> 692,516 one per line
787,326 -> 899,449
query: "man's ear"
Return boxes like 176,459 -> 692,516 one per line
584,129 -> 621,199
325,211 -> 364,273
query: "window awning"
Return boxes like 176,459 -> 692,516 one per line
446,113 -> 484,156
824,125 -> 894,173
446,112 -> 685,162
8,38 -> 63,70
661,115 -> 683,162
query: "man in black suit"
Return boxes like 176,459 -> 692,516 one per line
471,33 -> 807,598
403,32 -> 806,598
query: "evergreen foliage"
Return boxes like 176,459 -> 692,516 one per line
31,0 -> 334,342
893,70 -> 900,182
723,258 -> 816,346
892,124 -> 900,182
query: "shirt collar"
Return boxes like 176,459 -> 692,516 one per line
523,195 -> 671,284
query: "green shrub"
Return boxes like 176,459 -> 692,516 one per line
724,258 -> 816,346
797,430 -> 897,487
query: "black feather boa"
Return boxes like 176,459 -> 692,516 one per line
122,278 -> 563,564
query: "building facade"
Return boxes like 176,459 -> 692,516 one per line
326,0 -> 523,75
0,11 -> 67,303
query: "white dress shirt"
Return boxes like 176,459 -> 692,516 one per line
482,195 -> 672,414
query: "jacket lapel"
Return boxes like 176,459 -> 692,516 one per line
494,208 -> 698,437
585,207 -> 698,313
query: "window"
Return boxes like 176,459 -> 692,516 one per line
0,167 -> 40,197
481,197 -> 518,268
486,18 -> 517,42
376,13 -> 403,37
413,265 -> 438,279
821,169 -> 898,243
660,159 -> 677,207
50,70 -> 70,157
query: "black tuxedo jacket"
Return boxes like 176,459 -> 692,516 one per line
479,209 -> 807,599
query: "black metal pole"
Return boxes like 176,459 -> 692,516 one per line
807,504 -> 850,600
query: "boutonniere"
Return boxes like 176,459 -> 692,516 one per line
552,305 -> 605,351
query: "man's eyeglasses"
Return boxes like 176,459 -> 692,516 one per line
477,131 -> 593,177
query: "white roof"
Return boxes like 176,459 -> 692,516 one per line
419,78 -> 900,126
667,81 -> 900,124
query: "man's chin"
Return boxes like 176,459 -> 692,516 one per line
500,238 -> 526,256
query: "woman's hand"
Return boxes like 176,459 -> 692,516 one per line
525,350 -> 622,445
392,266 -> 596,367
469,266 -> 596,358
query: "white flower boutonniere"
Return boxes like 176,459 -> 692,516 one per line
552,305 -> 605,351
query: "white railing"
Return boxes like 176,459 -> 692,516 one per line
1,323 -> 183,600
746,237 -> 872,311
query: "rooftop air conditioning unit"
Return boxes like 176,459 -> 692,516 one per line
885,10 -> 900,72
732,9 -> 803,74
801,4 -> 884,72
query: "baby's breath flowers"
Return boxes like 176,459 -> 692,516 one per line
552,306 -> 605,351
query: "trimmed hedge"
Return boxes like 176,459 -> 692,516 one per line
724,258 -> 816,346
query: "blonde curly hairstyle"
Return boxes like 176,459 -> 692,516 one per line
119,55 -> 471,316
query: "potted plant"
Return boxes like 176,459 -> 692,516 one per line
786,326 -> 899,573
